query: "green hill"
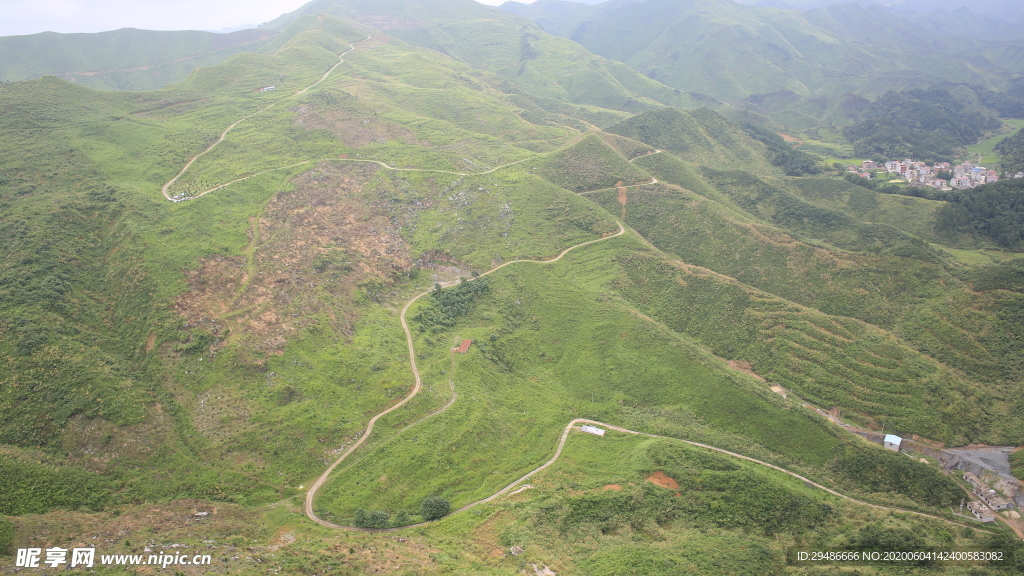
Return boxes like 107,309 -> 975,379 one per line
606,106 -> 771,170
534,133 -> 652,192
0,28 -> 278,91
263,0 -> 699,113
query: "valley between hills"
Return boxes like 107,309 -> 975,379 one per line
3,0 -> 1024,574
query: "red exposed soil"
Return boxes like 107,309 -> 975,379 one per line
726,359 -> 766,382
646,471 -> 679,490
602,484 -> 622,491
777,133 -> 802,147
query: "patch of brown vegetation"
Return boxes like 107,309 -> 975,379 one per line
9,500 -> 444,575
175,162 -> 421,360
646,471 -> 679,490
602,484 -> 622,491
145,331 -> 157,352
470,512 -> 507,561
58,404 -> 178,473
294,108 -> 424,147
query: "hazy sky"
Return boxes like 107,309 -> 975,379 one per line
0,0 -> 535,36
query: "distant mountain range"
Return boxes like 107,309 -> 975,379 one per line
498,0 -> 1024,126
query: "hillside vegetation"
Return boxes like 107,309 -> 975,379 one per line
994,126 -> 1024,173
844,88 -> 1001,163
504,0 -> 1019,130
534,133 -> 651,192
606,107 -> 770,170
2,2 -> 1023,573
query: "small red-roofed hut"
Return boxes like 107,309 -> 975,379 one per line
453,339 -> 472,353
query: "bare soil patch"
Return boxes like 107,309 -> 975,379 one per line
726,359 -> 766,382
175,161 -> 421,360
777,133 -> 801,146
646,471 -> 679,490
602,484 -> 622,491
294,108 -> 425,147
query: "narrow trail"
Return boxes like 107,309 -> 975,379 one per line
160,36 -> 373,201
302,219 -> 989,536
303,224 -> 625,531
578,177 -> 659,195
159,32 -> 539,203
629,149 -> 662,162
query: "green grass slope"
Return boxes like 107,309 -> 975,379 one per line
508,0 -> 1010,131
1,12 -> 648,516
606,107 -> 772,170
549,0 -> 998,101
315,234 -> 844,521
4,6 -> 1024,573
582,153 -> 1023,442
263,0 -> 699,113
787,177 -> 946,244
534,133 -> 652,192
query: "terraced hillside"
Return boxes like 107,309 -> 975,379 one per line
2,1 -> 1023,574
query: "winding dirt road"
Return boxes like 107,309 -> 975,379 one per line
303,224 -> 627,530
160,33 -> 539,203
301,219 -> 990,535
160,36 -> 373,201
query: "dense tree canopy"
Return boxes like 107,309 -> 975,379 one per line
844,88 -> 1000,163
742,125 -> 822,176
994,127 -> 1024,174
936,178 -> 1024,248
421,496 -> 451,521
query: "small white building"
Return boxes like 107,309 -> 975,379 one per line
883,434 -> 902,452
580,425 -> 605,436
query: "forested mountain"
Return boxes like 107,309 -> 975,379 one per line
503,0 -> 1024,129
2,0 -> 1023,573
843,88 -> 1002,162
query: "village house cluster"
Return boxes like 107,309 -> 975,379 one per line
849,158 -> 1024,190
962,472 -> 1014,522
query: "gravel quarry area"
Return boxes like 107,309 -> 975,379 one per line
944,447 -> 1016,481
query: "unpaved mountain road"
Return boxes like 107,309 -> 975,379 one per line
302,221 -> 993,536
160,33 -> 533,202
160,36 -> 374,201
303,224 -> 626,530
